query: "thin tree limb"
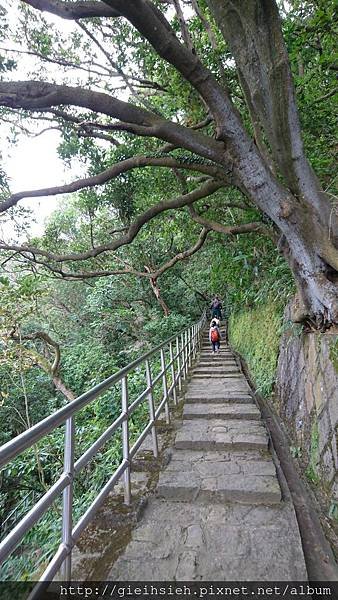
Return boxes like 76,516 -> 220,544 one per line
188,205 -> 267,236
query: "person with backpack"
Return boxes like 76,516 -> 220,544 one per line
209,319 -> 221,354
210,296 -> 222,320
209,316 -> 220,328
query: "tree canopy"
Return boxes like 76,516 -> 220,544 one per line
0,0 -> 337,327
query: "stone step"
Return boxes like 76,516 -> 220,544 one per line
196,365 -> 238,370
198,360 -> 237,365
193,365 -> 240,371
187,378 -> 251,395
200,346 -> 230,350
199,358 -> 237,364
185,396 -> 253,404
200,354 -> 234,359
157,450 -> 281,505
192,371 -> 240,378
191,377 -> 242,382
199,352 -> 235,356
193,363 -> 241,374
183,403 -> 261,420
195,360 -> 241,372
185,392 -> 253,403
175,419 -> 268,451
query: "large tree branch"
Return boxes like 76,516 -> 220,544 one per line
25,0 -> 245,146
205,0 -> 327,212
10,330 -> 60,375
0,156 -> 224,214
21,0 -> 121,18
1,157 -> 219,214
152,226 -> 210,278
0,81 -> 226,163
0,180 -> 222,262
102,0 -> 242,140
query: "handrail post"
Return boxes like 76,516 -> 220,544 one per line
180,332 -> 186,380
61,415 -> 75,581
145,359 -> 158,458
192,324 -> 196,359
188,327 -> 192,368
169,341 -> 177,405
184,330 -> 188,377
176,336 -> 182,392
198,321 -> 203,352
160,348 -> 170,424
121,377 -> 131,505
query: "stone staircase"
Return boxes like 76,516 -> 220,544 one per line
80,328 -> 308,580
157,329 -> 281,505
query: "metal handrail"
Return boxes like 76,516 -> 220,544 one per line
0,311 -> 206,591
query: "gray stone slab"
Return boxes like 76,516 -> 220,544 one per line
185,393 -> 253,403
197,354 -> 238,369
157,449 -> 281,505
194,364 -> 239,370
108,499 -> 307,580
183,403 -> 261,420
175,419 -> 268,451
187,378 -> 251,395
193,368 -> 240,376
191,374 -> 242,380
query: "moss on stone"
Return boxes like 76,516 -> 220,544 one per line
329,338 -> 338,375
228,302 -> 283,397
305,420 -> 320,484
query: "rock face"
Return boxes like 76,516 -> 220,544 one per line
276,306 -> 338,509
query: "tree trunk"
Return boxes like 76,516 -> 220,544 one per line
149,278 -> 170,317
205,0 -> 338,326
52,376 -> 76,402
144,266 -> 170,317
216,136 -> 338,325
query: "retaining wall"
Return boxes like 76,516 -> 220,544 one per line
276,309 -> 338,511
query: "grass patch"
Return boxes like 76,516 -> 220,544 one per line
228,301 -> 283,397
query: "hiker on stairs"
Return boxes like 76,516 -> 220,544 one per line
209,319 -> 221,354
210,296 -> 222,320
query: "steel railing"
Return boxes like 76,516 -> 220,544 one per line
0,311 -> 206,592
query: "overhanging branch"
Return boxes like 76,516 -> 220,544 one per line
0,81 -> 225,164
11,227 -> 211,281
21,0 -> 121,19
0,155 -> 224,214
0,180 -> 222,262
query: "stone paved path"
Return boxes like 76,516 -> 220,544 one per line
100,329 -> 307,580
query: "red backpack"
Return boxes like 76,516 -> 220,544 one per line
210,328 -> 220,342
